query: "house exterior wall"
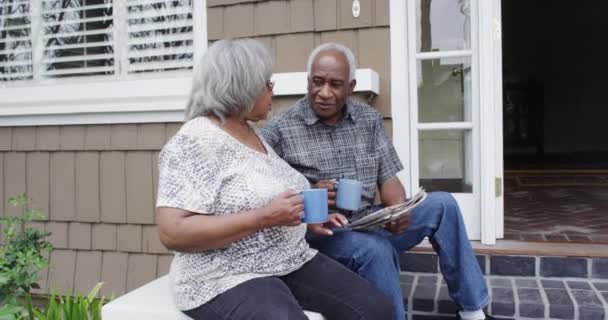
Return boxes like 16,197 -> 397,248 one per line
0,0 -> 393,298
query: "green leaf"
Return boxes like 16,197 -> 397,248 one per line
31,310 -> 45,320
0,304 -> 21,320
23,294 -> 34,320
87,283 -> 103,302
7,197 -> 18,208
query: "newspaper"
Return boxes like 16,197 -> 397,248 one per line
345,187 -> 428,231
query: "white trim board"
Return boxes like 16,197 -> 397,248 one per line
0,69 -> 379,126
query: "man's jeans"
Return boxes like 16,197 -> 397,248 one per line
307,192 -> 489,320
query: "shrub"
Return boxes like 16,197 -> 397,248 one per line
27,283 -> 106,320
0,194 -> 53,317
0,195 -> 108,320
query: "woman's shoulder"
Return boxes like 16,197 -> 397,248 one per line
161,118 -> 224,159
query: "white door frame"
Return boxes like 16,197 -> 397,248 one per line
389,0 -> 503,244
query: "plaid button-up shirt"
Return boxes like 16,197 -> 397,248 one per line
261,97 -> 404,215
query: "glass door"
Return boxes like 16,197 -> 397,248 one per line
390,0 -> 503,243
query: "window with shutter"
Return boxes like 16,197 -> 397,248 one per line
126,0 -> 194,74
0,0 -> 33,81
1,0 -> 195,82
42,0 -> 115,78
0,0 -> 206,126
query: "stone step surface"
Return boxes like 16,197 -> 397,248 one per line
399,252 -> 608,320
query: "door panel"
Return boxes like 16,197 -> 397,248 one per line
416,0 -> 471,52
392,0 -> 503,242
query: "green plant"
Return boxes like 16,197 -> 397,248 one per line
0,194 -> 53,319
27,283 -> 106,320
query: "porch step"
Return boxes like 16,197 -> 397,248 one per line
399,241 -> 608,319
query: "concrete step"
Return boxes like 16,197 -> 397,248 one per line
399,241 -> 608,319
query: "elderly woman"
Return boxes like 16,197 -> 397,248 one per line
156,39 -> 393,320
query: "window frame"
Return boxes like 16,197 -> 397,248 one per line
0,0 -> 208,126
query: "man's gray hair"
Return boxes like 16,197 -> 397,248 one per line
185,38 -> 272,122
306,43 -> 357,82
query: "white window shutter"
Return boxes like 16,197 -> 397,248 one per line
0,0 -> 34,81
125,0 -> 194,74
41,0 -> 115,78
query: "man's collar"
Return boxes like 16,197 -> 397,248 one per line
302,98 -> 357,126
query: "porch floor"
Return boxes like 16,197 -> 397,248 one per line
503,170 -> 608,244
405,240 -> 608,319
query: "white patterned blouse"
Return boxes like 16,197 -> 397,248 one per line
156,117 -> 317,311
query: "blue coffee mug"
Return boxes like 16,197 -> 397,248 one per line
300,189 -> 329,223
335,179 -> 363,211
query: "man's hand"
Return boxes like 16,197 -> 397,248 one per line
385,214 -> 410,234
307,213 -> 348,236
312,179 -> 337,208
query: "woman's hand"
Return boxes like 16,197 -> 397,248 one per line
259,190 -> 305,228
307,213 -> 348,236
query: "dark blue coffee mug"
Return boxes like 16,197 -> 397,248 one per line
300,189 -> 329,223
335,179 -> 363,211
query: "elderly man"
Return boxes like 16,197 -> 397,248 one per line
261,43 -> 490,320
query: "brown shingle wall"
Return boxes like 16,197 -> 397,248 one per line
207,0 -> 389,39
208,0 -> 391,117
0,123 -> 175,296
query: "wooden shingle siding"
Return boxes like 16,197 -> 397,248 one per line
255,1 -> 290,35
92,224 -> 118,251
46,222 -> 68,248
100,152 -> 127,223
126,254 -> 158,291
117,224 -> 143,253
75,152 -> 100,222
207,0 -> 261,7
143,225 -> 170,254
224,4 -> 255,38
48,249 -> 77,294
375,0 -> 389,26
4,152 -> 26,217
136,124 -> 166,150
68,222 -> 92,250
0,128 -> 11,150
100,252 -> 129,297
314,0 -> 338,31
60,126 -> 86,150
74,251 -> 102,295
110,125 -> 138,150
1,123 -> 184,297
125,152 -> 155,224
36,127 -> 61,150
359,27 -> 391,115
290,0 -> 314,32
0,123 -> 177,152
12,127 -> 36,151
275,33 -> 315,72
27,152 -> 50,216
339,0 -> 373,29
207,0 -> 391,116
50,152 -> 76,221
208,0 -> 389,39
84,125 -> 112,150
157,255 -> 173,276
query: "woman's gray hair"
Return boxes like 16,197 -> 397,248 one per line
185,38 -> 272,122
306,43 -> 357,82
